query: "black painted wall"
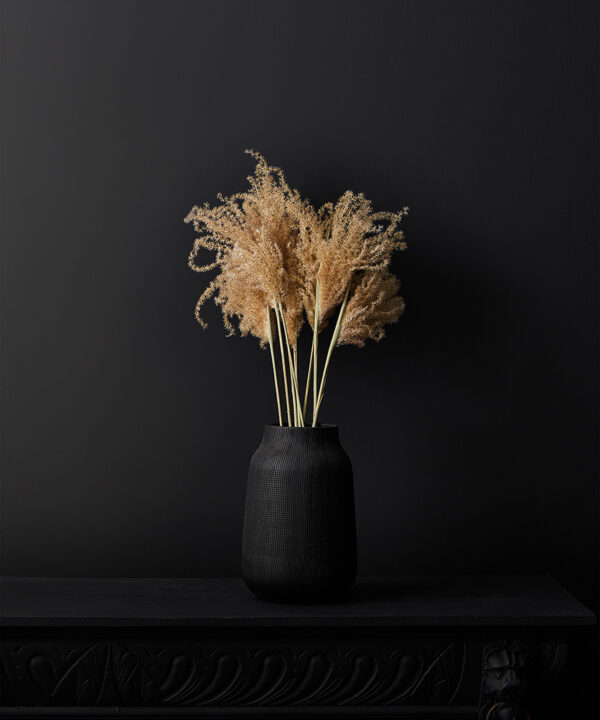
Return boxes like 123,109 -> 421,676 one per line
1,0 -> 598,703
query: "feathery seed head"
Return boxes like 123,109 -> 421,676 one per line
185,152 -> 407,352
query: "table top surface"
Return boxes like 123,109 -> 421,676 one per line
0,575 -> 595,628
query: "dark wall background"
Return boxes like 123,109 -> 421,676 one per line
1,0 -> 598,705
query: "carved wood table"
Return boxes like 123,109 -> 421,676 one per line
0,576 -> 595,719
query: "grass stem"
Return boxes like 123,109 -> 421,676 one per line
312,279 -> 320,427
303,333 -> 314,419
273,300 -> 292,427
276,301 -> 303,426
314,281 -> 351,424
266,307 -> 282,426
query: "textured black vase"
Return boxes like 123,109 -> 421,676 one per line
242,424 -> 357,603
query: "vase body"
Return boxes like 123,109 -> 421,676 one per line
242,424 -> 357,603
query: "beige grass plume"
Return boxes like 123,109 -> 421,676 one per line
185,152 -> 408,426
185,151 -> 305,342
338,271 -> 405,347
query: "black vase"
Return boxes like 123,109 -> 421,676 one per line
241,424 -> 357,603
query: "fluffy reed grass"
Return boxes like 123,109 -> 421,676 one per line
185,151 -> 407,426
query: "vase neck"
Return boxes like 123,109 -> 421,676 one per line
262,424 -> 340,446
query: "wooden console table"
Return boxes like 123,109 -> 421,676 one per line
0,576 -> 595,718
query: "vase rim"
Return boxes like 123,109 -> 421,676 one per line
265,423 -> 338,430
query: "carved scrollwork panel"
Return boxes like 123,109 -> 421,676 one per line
0,639 -> 470,708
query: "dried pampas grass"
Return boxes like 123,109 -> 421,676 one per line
185,151 -> 407,426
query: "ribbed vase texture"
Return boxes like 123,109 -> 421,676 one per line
241,424 -> 357,603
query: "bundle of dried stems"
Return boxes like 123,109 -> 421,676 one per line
185,151 -> 407,427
